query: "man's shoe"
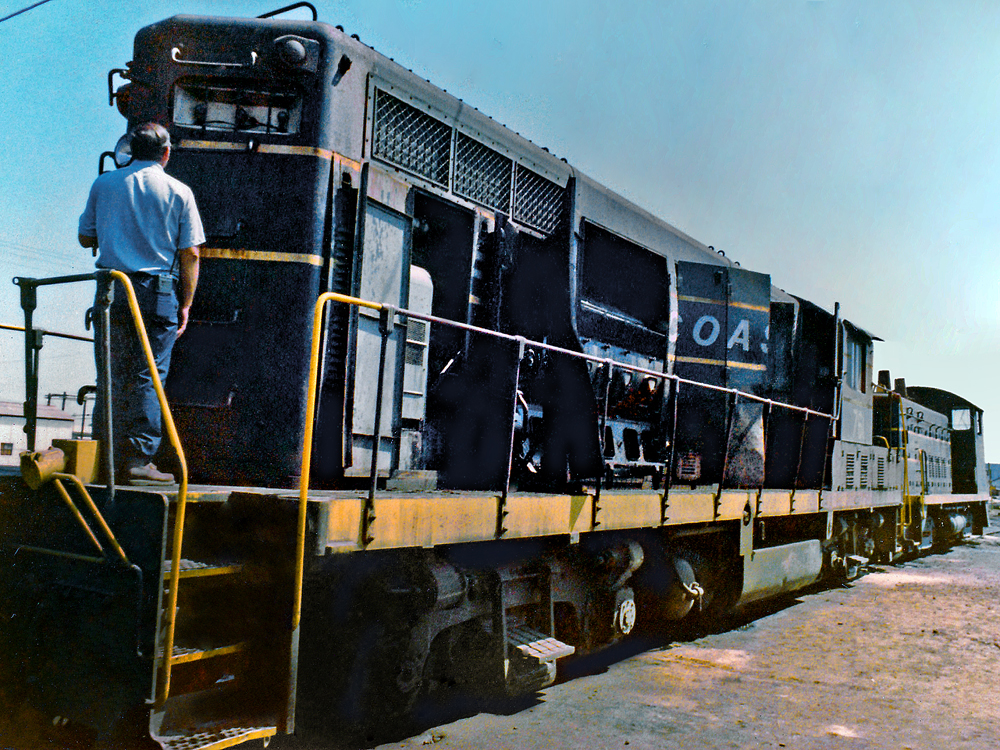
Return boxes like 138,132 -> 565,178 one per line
128,462 -> 175,485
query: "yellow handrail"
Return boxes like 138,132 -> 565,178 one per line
107,271 -> 189,705
295,292 -> 383,632
53,472 -> 131,566
19,447 -> 131,566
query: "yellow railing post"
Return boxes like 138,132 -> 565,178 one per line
295,292 -> 384,628
107,271 -> 189,705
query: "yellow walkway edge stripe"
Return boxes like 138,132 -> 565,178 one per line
675,355 -> 767,371
177,139 -> 335,160
677,294 -> 770,313
201,248 -> 324,266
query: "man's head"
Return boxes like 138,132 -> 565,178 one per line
130,123 -> 171,162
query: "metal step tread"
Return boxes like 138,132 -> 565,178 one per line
507,625 -> 575,662
163,559 -> 243,579
155,725 -> 276,750
159,642 -> 247,665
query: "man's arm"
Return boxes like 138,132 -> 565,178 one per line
176,247 -> 200,337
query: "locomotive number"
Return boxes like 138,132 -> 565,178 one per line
690,314 -> 769,354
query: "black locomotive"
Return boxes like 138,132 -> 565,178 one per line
0,6 -> 989,750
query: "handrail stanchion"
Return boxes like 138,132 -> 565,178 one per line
102,271 -> 189,705
665,378 -> 679,495
292,291 -> 382,733
761,401 -> 772,492
295,291 -> 383,605
18,280 -> 39,453
593,360 -> 612,525
500,337 -> 527,537
365,305 -> 395,545
95,271 -> 116,494
793,412 -> 811,491
715,392 -> 739,514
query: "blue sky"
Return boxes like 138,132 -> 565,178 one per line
2,0 -> 999,458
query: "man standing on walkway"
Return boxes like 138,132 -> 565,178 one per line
78,122 -> 204,484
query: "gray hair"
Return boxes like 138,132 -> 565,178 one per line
130,122 -> 171,161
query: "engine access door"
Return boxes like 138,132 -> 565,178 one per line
345,168 -> 413,477
672,262 -> 771,488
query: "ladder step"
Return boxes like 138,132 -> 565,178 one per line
164,642 -> 247,665
507,625 -> 575,662
163,559 -> 243,580
155,725 -> 277,750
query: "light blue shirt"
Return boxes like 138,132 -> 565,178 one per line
79,161 -> 205,275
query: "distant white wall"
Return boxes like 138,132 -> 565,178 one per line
0,412 -> 74,467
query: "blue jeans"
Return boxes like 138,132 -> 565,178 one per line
93,273 -> 178,470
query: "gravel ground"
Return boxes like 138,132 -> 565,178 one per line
355,523 -> 1000,750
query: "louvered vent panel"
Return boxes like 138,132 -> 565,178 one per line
372,89 -> 451,187
877,456 -> 886,489
845,453 -> 855,489
513,166 -> 564,235
454,132 -> 513,212
860,454 -> 869,489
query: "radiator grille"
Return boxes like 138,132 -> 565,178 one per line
513,166 -> 565,234
372,89 -> 451,187
454,132 -> 512,212
371,89 -> 566,236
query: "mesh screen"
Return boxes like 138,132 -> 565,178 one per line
372,89 -> 451,187
407,319 -> 428,342
513,166 -> 565,234
372,89 -> 565,235
405,343 -> 425,366
454,132 -> 513,212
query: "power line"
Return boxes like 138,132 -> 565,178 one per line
0,0 -> 56,24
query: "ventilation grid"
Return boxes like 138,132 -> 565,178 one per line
845,452 -> 855,490
372,89 -> 451,187
859,454 -> 869,489
405,318 -> 429,366
372,89 -> 566,235
454,132 -> 513,213
513,166 -> 565,235
877,456 -> 886,489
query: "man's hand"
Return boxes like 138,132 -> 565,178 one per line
176,247 -> 200,338
78,234 -> 98,257
177,305 -> 191,337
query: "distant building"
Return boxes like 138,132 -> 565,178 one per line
988,463 -> 1000,497
0,401 -> 75,467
